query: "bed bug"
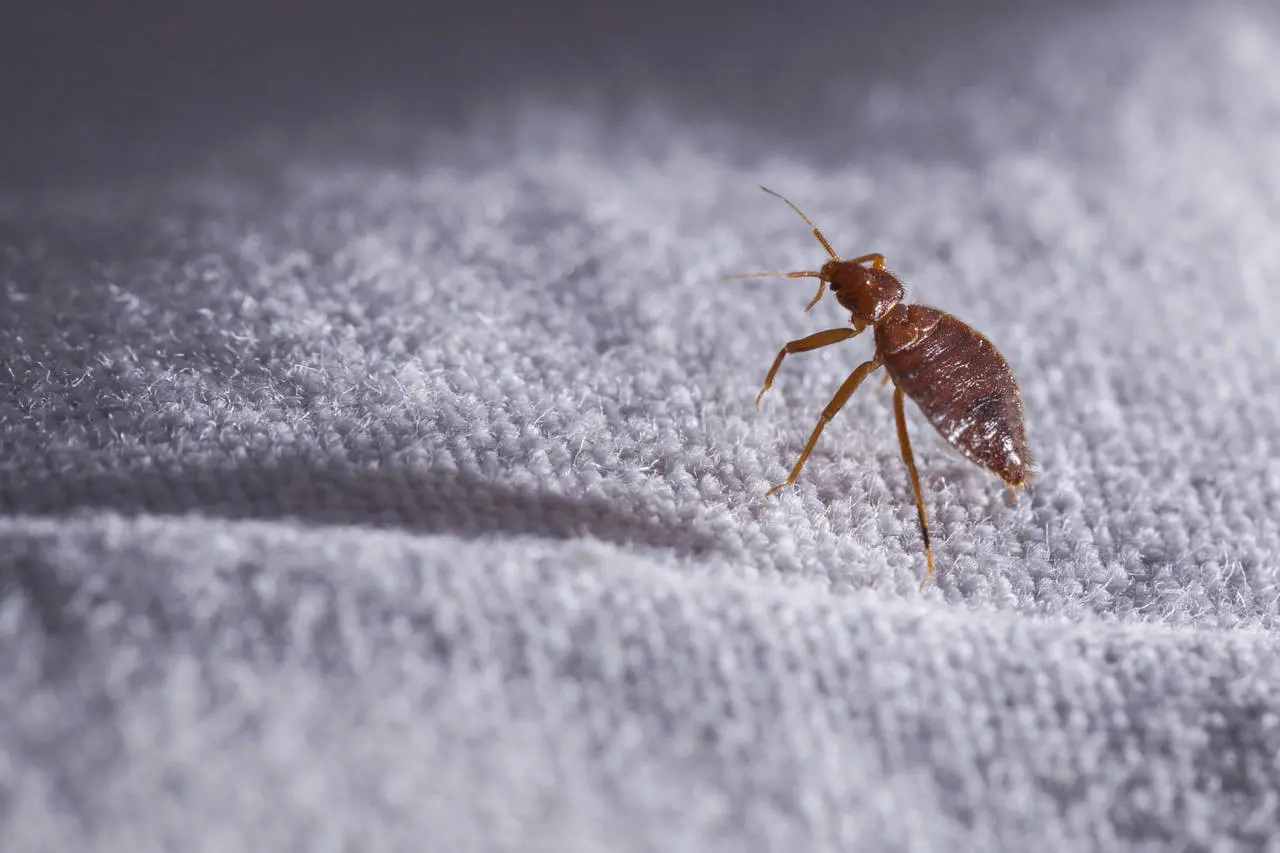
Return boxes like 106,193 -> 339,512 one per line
726,186 -> 1031,589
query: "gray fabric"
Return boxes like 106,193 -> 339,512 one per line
5,1 -> 1280,850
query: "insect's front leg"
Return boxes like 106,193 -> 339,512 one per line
755,325 -> 864,407
848,253 -> 885,270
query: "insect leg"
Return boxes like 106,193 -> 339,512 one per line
848,253 -> 886,270
892,384 -> 936,590
755,326 -> 862,407
764,358 -> 880,497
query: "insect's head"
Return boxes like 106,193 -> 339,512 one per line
820,259 -> 904,323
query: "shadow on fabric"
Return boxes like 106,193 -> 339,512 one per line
3,459 -> 729,559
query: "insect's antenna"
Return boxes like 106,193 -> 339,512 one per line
722,269 -> 828,312
721,270 -> 822,281
759,185 -> 840,260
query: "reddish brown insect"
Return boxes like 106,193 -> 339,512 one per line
727,186 -> 1032,589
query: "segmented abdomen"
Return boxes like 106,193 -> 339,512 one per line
877,306 -> 1031,486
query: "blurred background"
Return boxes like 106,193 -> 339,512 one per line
0,0 -> 1138,189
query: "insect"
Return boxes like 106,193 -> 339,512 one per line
727,186 -> 1031,589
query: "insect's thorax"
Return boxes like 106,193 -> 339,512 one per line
873,303 -> 944,356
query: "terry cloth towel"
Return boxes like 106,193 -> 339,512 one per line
3,1 -> 1280,850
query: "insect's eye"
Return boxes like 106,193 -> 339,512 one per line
829,282 -> 839,291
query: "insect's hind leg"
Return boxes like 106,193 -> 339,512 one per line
892,384 -> 936,590
765,358 -> 880,497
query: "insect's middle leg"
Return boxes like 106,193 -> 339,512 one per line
892,384 -> 936,591
764,358 -> 880,497
756,326 -> 862,407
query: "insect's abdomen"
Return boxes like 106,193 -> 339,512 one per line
877,305 -> 1031,486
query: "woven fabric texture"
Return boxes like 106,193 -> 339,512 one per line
4,1 -> 1280,850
